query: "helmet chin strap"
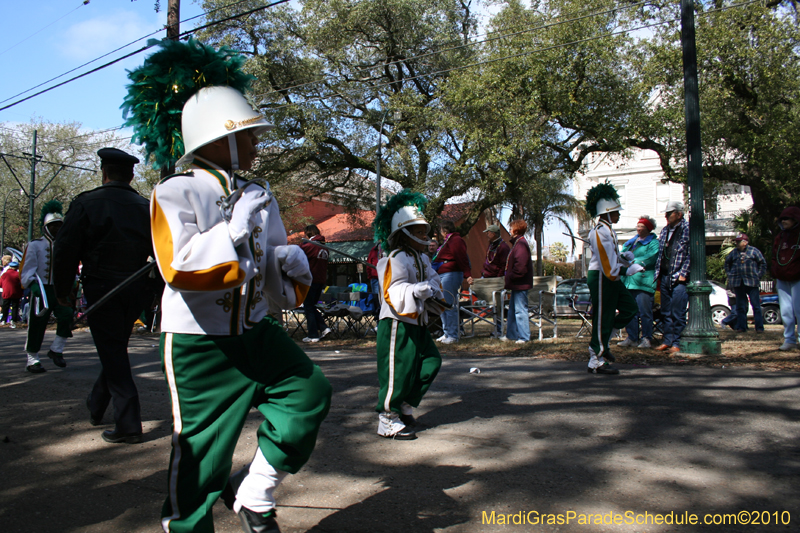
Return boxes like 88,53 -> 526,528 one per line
228,133 -> 239,171
401,228 -> 432,246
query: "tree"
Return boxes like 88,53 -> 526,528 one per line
633,0 -> 800,235
549,241 -> 568,262
0,120 -> 142,248
196,0 -> 505,228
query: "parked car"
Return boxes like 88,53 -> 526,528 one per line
708,280 -> 781,325
555,278 -> 590,317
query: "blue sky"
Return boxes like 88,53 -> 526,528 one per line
0,0 -> 207,131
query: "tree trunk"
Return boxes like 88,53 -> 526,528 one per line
534,223 -> 544,276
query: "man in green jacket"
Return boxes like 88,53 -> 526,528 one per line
617,216 -> 660,348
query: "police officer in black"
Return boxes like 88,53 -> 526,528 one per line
53,148 -> 155,444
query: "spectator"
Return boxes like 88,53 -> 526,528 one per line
724,233 -> 767,333
299,224 -> 332,343
654,200 -> 691,354
481,224 -> 510,338
617,216 -> 659,348
0,260 -> 22,327
433,220 -> 473,344
585,183 -> 637,374
428,238 -> 438,258
366,242 -> 383,295
771,206 -> 800,351
1,255 -> 11,275
501,220 -> 533,344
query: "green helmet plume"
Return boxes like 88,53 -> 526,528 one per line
39,200 -> 63,230
121,38 -> 255,169
373,189 -> 429,249
585,182 -> 620,217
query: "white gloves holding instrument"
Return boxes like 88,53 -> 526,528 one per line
228,186 -> 268,246
626,263 -> 645,276
275,245 -> 312,287
620,250 -> 635,268
413,281 -> 434,300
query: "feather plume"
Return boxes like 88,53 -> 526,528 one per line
585,182 -> 620,217
39,200 -> 63,229
121,38 -> 255,169
373,189 -> 429,250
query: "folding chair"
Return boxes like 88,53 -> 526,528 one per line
528,276 -> 558,340
569,281 -> 593,338
462,277 -> 506,338
284,307 -> 307,338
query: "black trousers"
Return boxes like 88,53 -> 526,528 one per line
1,297 -> 20,322
84,279 -> 152,434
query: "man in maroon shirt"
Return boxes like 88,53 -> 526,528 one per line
433,220 -> 473,344
299,225 -> 331,342
481,224 -> 510,337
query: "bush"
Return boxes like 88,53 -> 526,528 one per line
542,260 -> 578,279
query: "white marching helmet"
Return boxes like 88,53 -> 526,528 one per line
177,86 -> 273,168
595,198 -> 623,216
43,213 -> 64,226
390,205 -> 430,245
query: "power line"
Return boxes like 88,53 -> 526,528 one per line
255,0 -> 761,115
0,0 -> 293,108
249,0 -> 652,100
0,0 -> 90,59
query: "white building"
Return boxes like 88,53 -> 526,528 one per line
574,148 -> 753,249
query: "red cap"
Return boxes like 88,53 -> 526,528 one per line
734,233 -> 749,242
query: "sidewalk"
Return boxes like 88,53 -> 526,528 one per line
1,328 -> 799,532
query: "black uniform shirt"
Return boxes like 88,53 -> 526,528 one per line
53,181 -> 152,300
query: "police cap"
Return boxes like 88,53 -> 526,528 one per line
98,147 -> 139,167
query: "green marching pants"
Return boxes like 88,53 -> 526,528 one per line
25,284 -> 73,353
375,318 -> 442,414
588,270 -> 638,359
160,316 -> 331,533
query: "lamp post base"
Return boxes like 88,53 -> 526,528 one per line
679,281 -> 721,355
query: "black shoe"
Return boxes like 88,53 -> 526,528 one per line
399,414 -> 416,428
221,466 -> 251,510
588,364 -> 619,375
102,429 -> 143,444
47,350 -> 66,368
237,507 -> 281,533
603,351 -> 616,363
26,362 -> 46,374
86,394 -> 102,426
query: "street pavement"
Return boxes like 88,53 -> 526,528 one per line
1,328 -> 799,532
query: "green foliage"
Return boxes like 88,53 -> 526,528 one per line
706,252 -> 727,284
541,260 -> 577,279
549,242 -> 568,262
122,38 -> 254,169
732,207 -> 774,259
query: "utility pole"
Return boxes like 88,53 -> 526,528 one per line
28,130 -> 37,243
162,0 -> 181,179
678,0 -> 721,355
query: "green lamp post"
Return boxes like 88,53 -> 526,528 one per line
678,0 -> 721,355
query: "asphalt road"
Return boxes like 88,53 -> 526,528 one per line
1,328 -> 799,532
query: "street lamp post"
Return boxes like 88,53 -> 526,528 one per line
678,0 -> 721,354
375,111 -> 389,216
2,188 -> 22,256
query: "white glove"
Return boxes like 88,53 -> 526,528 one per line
413,281 -> 434,300
275,245 -> 311,285
621,251 -> 635,262
228,187 -> 268,246
626,263 -> 645,276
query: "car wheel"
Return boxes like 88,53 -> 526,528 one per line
762,305 -> 782,325
710,305 -> 730,326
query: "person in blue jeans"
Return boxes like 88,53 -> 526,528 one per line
502,219 -> 533,344
724,233 -> 767,332
432,220 -> 473,344
654,201 -> 691,354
